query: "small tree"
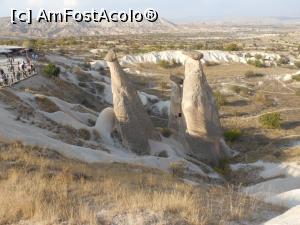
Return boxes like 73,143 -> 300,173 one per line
43,64 -> 60,78
224,43 -> 241,51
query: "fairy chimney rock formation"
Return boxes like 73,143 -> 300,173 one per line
168,75 -> 184,134
181,51 -> 232,164
105,49 -> 160,155
182,51 -> 221,138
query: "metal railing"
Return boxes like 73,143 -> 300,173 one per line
0,62 -> 37,87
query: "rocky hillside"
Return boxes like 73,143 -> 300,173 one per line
0,17 -> 178,38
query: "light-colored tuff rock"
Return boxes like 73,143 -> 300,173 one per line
105,49 -> 160,154
95,107 -> 116,145
182,51 -> 221,138
180,51 -> 232,164
168,75 -> 184,135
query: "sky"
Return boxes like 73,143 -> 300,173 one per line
1,0 -> 300,21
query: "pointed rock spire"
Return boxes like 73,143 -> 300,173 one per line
180,51 -> 232,164
182,51 -> 221,138
105,49 -> 160,155
168,75 -> 184,135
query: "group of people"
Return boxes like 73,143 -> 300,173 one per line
0,54 -> 37,87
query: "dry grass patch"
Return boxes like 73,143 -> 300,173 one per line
73,67 -> 94,83
0,143 -> 264,225
134,63 -> 184,78
204,63 -> 297,79
278,146 -> 300,162
78,128 -> 91,140
253,92 -> 274,107
35,96 -> 60,113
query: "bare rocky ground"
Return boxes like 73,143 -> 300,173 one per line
0,30 -> 300,224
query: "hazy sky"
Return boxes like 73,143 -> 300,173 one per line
1,0 -> 300,21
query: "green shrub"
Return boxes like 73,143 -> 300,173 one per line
247,60 -> 265,68
43,63 -> 60,78
205,61 -> 220,67
171,59 -> 181,66
224,129 -> 241,142
157,150 -> 168,158
245,70 -> 265,78
230,85 -> 242,94
169,161 -> 187,177
22,39 -> 37,49
245,53 -> 252,58
294,61 -> 300,69
224,43 -> 240,51
78,128 -> 91,140
277,56 -> 290,65
293,75 -> 300,82
214,158 -> 231,176
158,60 -> 171,68
214,91 -> 226,108
254,54 -> 263,60
194,43 -> 204,50
229,85 -> 252,96
259,113 -> 282,129
158,59 -> 181,68
160,128 -> 172,138
254,60 -> 265,68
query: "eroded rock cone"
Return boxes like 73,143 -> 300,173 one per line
181,51 -> 232,164
168,75 -> 184,134
105,49 -> 160,155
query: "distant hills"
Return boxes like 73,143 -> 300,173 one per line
0,16 -> 300,38
0,17 -> 178,38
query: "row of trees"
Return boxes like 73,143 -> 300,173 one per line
22,38 -> 80,51
0,37 -> 295,56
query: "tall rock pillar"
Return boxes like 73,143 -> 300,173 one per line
105,49 -> 160,155
181,51 -> 232,164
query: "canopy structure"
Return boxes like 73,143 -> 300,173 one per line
0,45 -> 31,55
